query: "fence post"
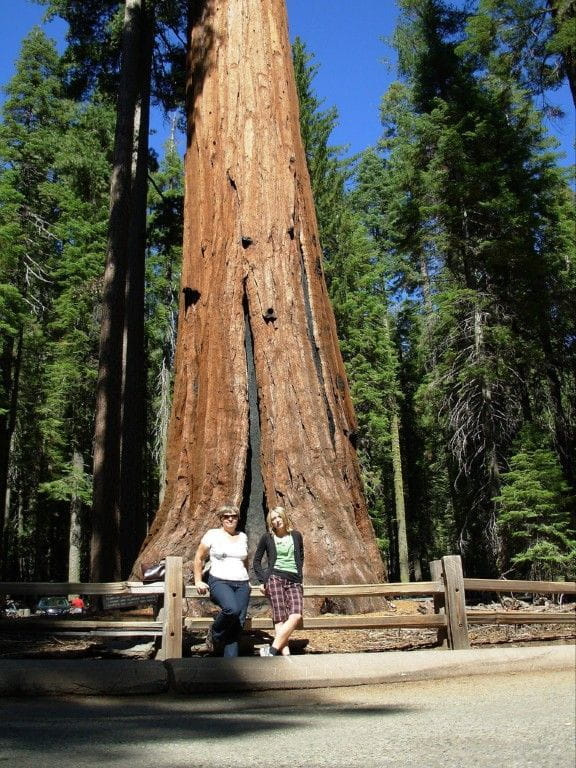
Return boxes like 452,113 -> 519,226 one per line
442,555 -> 470,650
429,559 -> 448,647
162,556 -> 183,659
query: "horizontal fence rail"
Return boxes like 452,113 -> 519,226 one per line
1,618 -> 164,635
1,555 -> 574,659
184,614 -> 447,632
0,582 -> 165,596
463,578 -> 575,595
184,582 -> 445,599
466,611 -> 574,626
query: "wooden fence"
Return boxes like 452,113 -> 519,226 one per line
1,555 -> 574,659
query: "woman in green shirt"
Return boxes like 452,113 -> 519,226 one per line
253,507 -> 304,657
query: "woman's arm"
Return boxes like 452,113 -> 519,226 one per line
193,540 -> 210,595
294,531 -> 304,578
252,534 -> 269,585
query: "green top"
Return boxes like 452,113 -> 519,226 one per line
273,533 -> 297,573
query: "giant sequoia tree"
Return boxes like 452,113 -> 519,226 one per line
135,0 -> 384,595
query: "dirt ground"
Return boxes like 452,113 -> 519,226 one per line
296,606 -> 576,655
0,598 -> 574,659
256,598 -> 576,655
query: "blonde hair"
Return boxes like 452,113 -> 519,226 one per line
266,506 -> 293,533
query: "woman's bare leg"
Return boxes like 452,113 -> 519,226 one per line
273,621 -> 290,655
271,613 -> 301,653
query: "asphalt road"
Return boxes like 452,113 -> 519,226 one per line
0,669 -> 574,768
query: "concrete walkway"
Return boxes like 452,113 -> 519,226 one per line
0,644 -> 573,696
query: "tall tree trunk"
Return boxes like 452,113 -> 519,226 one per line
119,6 -> 154,578
134,0 -> 384,605
155,359 -> 172,506
91,0 -> 153,581
68,450 -> 84,584
0,331 -> 23,579
390,406 -> 410,582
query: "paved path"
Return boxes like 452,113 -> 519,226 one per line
1,645 -> 573,695
0,668 -> 574,768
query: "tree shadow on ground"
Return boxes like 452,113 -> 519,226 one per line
0,691 -> 418,765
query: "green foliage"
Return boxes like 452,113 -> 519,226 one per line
0,2 -> 573,586
39,460 -> 92,504
494,426 -> 576,580
37,0 -> 190,114
293,38 -> 409,565
39,96 -> 114,468
457,0 -> 576,101
144,130 -> 183,509
360,0 -> 576,577
1,12 -> 187,579
0,28 -> 112,579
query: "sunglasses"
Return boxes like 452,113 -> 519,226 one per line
222,515 -> 239,521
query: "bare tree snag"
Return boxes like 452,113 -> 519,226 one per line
134,0 -> 385,606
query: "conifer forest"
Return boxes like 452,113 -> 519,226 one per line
0,1 -> 574,588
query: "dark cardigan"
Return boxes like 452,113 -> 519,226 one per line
252,530 -> 304,584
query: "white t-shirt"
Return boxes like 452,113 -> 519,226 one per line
201,528 -> 249,581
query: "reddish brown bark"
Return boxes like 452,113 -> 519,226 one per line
135,0 -> 385,604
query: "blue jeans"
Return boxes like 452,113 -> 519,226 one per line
208,575 -> 250,657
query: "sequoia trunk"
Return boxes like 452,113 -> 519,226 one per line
135,0 -> 385,603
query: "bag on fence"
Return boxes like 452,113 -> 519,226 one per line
141,559 -> 166,582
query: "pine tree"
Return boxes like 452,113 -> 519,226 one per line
38,97 -> 115,580
293,40 -> 411,579
458,0 -> 576,106
494,426 -> 575,580
0,28 -> 114,579
351,141 -> 434,578
370,0 -> 575,575
90,0 -> 155,581
39,0 -> 187,579
0,29 -> 70,576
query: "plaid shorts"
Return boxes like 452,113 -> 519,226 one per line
266,574 -> 303,623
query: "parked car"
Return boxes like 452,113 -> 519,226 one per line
35,596 -> 70,616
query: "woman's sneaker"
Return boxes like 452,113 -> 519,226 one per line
259,645 -> 272,657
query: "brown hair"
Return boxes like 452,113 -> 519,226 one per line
216,504 -> 239,519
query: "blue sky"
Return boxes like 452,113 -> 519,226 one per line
0,0 -> 573,163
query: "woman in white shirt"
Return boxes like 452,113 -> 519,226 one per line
193,504 -> 250,657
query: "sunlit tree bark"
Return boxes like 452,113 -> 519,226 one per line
135,0 -> 384,603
